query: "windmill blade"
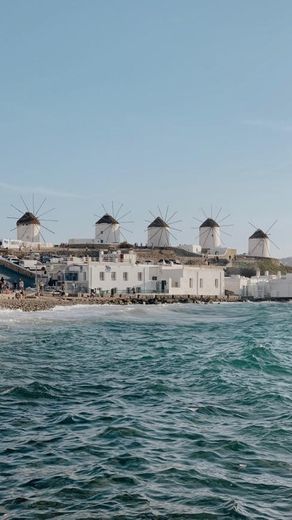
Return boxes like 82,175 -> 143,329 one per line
266,220 -> 278,235
39,229 -> 47,244
10,227 -> 16,232
215,207 -> 222,221
201,207 -> 208,218
111,201 -> 115,218
167,210 -> 178,223
120,227 -> 133,234
170,227 -> 182,233
32,193 -> 35,214
36,197 -> 47,216
221,230 -> 232,237
158,205 -> 163,219
10,204 -> 23,214
168,219 -> 182,226
115,203 -> 124,220
120,220 -> 134,225
219,213 -> 231,223
119,229 -> 128,243
118,210 -> 131,221
40,224 -> 55,235
101,203 -> 108,214
168,229 -> 178,243
20,195 -> 30,212
248,221 -> 258,231
7,216 -> 19,220
210,204 -> 213,218
220,224 -> 234,228
148,209 -> 157,220
40,219 -> 58,222
164,205 -> 170,222
193,216 -> 203,224
269,238 -> 280,250
38,207 -> 55,218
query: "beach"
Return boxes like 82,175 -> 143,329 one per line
0,292 -> 239,312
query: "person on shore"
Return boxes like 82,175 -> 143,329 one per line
19,279 -> 24,296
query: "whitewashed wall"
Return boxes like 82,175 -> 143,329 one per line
199,226 -> 221,250
95,223 -> 120,244
17,223 -> 40,243
147,227 -> 170,248
248,238 -> 270,257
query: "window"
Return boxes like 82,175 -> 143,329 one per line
152,276 -> 157,281
215,278 -> 219,288
123,272 -> 128,281
199,278 -> 203,289
138,272 -> 143,281
100,272 -> 105,281
65,272 -> 78,281
189,278 -> 193,289
111,272 -> 116,281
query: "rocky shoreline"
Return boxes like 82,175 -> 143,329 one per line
0,293 -> 241,312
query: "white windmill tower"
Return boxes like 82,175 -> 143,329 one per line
247,221 -> 278,258
194,208 -> 232,252
94,203 -> 132,245
8,196 -> 56,244
248,229 -> 270,257
199,218 -> 221,250
146,207 -> 181,248
147,217 -> 170,247
95,214 -> 120,244
16,212 -> 41,242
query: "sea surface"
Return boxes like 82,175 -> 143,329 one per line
0,302 -> 292,519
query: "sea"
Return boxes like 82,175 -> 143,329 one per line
0,302 -> 291,519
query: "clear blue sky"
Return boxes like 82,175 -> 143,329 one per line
1,0 -> 292,255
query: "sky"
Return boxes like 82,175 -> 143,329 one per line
1,0 -> 292,255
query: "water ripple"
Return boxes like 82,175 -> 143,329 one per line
0,303 -> 292,518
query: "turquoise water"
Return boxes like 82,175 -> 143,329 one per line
0,302 -> 292,519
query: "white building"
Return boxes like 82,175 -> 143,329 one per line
199,218 -> 221,250
225,271 -> 292,299
179,244 -> 202,254
16,212 -> 41,243
248,229 -> 270,258
57,251 -> 225,297
95,214 -> 120,244
147,217 -> 170,248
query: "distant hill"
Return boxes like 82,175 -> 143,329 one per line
281,258 -> 292,266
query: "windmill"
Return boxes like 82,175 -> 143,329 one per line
193,207 -> 233,251
8,195 -> 57,244
248,220 -> 279,258
146,206 -> 181,248
94,202 -> 133,245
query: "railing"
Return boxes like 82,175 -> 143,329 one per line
0,256 -> 35,279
